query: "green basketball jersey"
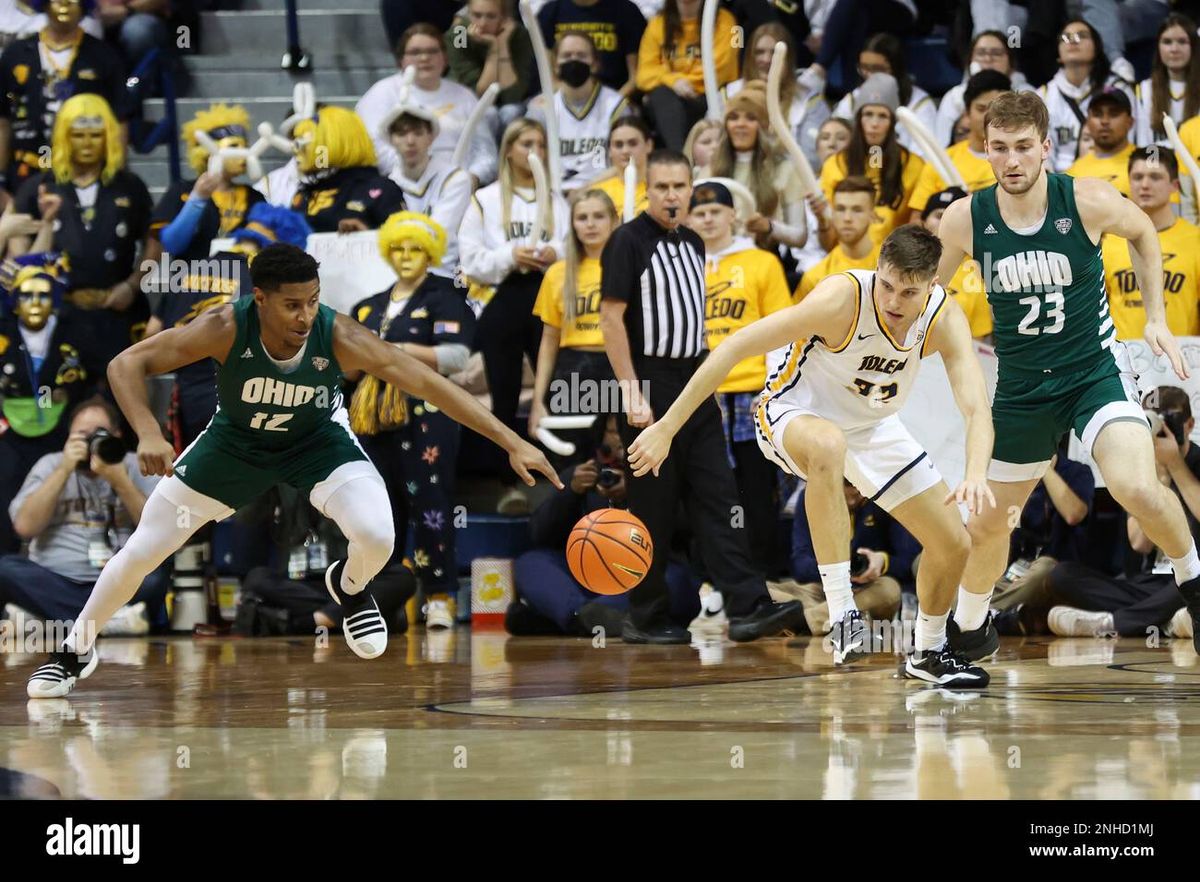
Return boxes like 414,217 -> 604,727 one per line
971,173 -> 1115,378
209,296 -> 344,451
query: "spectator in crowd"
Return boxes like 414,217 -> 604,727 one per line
358,22 -> 500,186
96,0 -> 169,71
529,187 -> 617,458
921,187 -> 992,341
0,395 -> 167,636
288,106 -> 406,234
1134,13 -> 1199,148
682,116 -> 720,168
0,0 -> 103,51
987,438 -> 1096,636
0,0 -> 128,199
800,0 -> 918,101
790,478 -> 920,635
935,30 -> 1033,149
1039,19 -> 1134,173
699,81 -> 809,265
792,115 -> 850,276
381,0 -> 459,51
507,413 -> 699,636
535,0 -> 646,96
236,484 -> 415,638
349,212 -> 474,630
151,103 -> 265,264
8,93 -> 153,368
688,181 -> 790,569
587,115 -> 652,217
527,31 -> 633,193
830,33 -> 937,161
1067,86 -> 1136,197
817,73 -> 924,251
794,176 -> 878,302
0,252 -> 96,553
907,70 -> 1009,224
1082,0 -> 1168,85
1102,148 -> 1200,341
144,203 -> 312,449
381,99 -> 471,288
1038,386 -> 1195,642
460,119 -> 568,513
722,22 -> 829,168
635,0 -> 739,150
444,0 -> 534,127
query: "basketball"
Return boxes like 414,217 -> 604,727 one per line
566,508 -> 654,595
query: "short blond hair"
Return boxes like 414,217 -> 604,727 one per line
984,90 -> 1050,141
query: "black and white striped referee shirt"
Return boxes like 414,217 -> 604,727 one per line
600,211 -> 709,359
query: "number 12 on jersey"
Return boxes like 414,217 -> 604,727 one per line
1017,289 -> 1065,336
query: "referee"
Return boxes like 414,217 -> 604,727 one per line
598,150 -> 805,644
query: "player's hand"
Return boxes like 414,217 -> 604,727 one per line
627,421 -> 673,477
509,440 -> 563,489
1145,320 -> 1189,381
946,476 -> 996,515
625,386 -> 654,428
137,436 -> 176,477
0,210 -> 41,239
852,547 -> 886,585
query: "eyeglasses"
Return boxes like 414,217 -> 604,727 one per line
857,64 -> 891,78
1061,31 -> 1092,44
973,47 -> 1008,59
403,47 -> 443,58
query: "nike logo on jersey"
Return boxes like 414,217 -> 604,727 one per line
857,333 -> 875,340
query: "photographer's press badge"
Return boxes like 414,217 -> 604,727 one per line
88,539 -> 113,569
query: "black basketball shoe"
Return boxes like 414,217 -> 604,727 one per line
27,647 -> 98,699
947,613 -> 1000,660
904,643 -> 990,688
325,560 -> 388,659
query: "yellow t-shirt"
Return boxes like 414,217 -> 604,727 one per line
1102,218 -> 1200,340
704,242 -> 792,392
591,174 -> 647,219
533,256 -> 605,349
819,149 -> 925,246
941,258 -> 993,338
795,241 -> 881,302
1175,115 -> 1200,179
1067,143 -> 1136,197
907,140 -> 997,214
635,9 -> 739,94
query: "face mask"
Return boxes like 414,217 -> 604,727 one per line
558,60 -> 592,88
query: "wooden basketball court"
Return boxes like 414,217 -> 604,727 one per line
1,633 -> 1198,799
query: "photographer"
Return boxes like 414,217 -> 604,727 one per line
1041,386 -> 1200,644
508,415 -> 699,636
988,438 -> 1095,635
0,396 -> 165,633
789,478 -> 920,635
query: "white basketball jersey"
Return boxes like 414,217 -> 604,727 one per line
554,86 -> 629,189
759,269 -> 948,431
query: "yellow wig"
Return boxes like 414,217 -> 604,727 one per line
377,211 -> 447,266
52,93 -> 123,185
181,103 -> 252,175
292,106 -> 377,173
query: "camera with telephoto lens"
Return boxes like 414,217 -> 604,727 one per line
850,552 -> 870,578
595,444 -> 622,489
83,428 -> 125,468
597,467 -> 622,489
1146,409 -> 1188,446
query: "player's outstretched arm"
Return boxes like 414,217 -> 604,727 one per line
926,298 -> 996,514
933,197 -> 972,288
626,273 -> 855,477
333,315 -> 563,489
109,304 -> 237,477
1077,176 -> 1188,380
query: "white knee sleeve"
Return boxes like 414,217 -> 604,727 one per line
314,462 -> 395,593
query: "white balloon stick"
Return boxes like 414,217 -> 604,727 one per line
519,0 -> 562,188
701,0 -> 723,120
897,106 -> 965,188
452,82 -> 499,169
529,151 -> 550,249
623,160 -> 637,222
767,42 -> 826,221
